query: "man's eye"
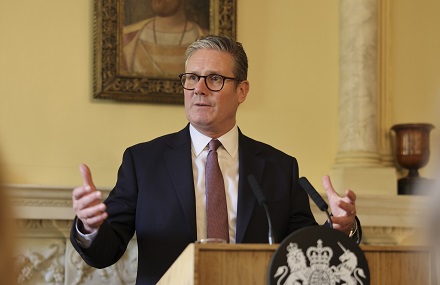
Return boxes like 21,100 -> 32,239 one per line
188,74 -> 198,81
210,75 -> 221,82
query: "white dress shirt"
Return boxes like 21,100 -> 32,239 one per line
190,124 -> 239,243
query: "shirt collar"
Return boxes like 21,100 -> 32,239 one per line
189,124 -> 239,158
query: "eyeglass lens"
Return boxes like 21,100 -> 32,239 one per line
180,74 -> 225,91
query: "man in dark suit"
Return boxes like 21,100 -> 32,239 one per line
71,35 -> 359,285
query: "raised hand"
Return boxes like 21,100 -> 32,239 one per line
322,175 -> 357,235
72,164 -> 108,233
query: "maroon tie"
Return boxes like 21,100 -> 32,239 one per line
205,139 -> 229,242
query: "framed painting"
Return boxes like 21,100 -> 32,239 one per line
93,0 -> 237,104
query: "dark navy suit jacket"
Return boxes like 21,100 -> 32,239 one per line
70,125 -> 317,284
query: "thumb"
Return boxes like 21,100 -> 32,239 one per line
322,175 -> 338,198
80,164 -> 96,190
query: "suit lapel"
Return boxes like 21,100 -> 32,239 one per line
161,127 -> 267,243
163,125 -> 197,240
235,132 -> 266,243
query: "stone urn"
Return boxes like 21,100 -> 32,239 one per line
391,123 -> 435,195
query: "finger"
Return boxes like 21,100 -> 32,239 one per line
73,191 -> 103,213
345,189 -> 356,203
332,215 -> 355,226
72,186 -> 89,201
80,164 -> 96,190
77,202 -> 107,221
82,211 -> 108,233
331,215 -> 355,230
335,200 -> 356,215
84,212 -> 108,228
322,175 -> 338,197
72,186 -> 101,202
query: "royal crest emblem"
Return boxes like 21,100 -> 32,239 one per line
269,226 -> 369,285
274,239 -> 367,285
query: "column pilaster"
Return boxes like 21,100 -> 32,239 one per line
331,0 -> 396,195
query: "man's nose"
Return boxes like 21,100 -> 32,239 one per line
194,77 -> 208,95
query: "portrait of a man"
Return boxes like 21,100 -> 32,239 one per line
121,0 -> 209,78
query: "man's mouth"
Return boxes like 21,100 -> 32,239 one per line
194,102 -> 210,107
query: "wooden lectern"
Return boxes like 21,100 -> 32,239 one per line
157,243 -> 278,285
157,243 -> 433,285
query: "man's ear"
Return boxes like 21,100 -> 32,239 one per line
237,80 -> 250,104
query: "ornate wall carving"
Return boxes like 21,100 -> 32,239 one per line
14,218 -> 138,285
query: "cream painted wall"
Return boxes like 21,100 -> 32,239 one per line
390,0 -> 440,178
0,0 -> 339,189
0,0 -> 437,191
0,1 -> 184,186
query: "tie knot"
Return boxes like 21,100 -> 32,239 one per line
208,139 -> 222,151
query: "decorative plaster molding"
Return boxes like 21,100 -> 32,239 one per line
361,226 -> 421,245
14,219 -> 138,285
6,184 -> 111,220
16,219 -> 73,238
6,184 -> 111,206
65,241 -> 138,285
17,239 -> 66,285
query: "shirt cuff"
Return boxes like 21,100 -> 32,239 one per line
74,219 -> 98,248
350,216 -> 362,244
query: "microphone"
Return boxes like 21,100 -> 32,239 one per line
298,177 -> 333,229
247,174 -> 276,244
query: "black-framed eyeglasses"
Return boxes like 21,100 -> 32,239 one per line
178,73 -> 240,92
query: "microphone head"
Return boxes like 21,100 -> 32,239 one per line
299,177 -> 328,211
247,174 -> 267,206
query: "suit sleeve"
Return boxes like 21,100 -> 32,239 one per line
70,148 -> 138,268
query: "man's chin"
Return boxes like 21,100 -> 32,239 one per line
190,119 -> 212,128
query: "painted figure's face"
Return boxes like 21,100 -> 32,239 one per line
151,0 -> 183,17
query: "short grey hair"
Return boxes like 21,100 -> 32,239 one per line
185,35 -> 248,81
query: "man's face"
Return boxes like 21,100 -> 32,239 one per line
151,0 -> 182,17
184,49 -> 249,137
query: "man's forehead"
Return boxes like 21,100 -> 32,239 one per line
186,49 -> 233,73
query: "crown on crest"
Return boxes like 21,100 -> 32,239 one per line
286,243 -> 303,259
306,239 -> 332,266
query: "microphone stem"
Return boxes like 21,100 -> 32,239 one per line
263,203 -> 275,245
325,210 -> 333,229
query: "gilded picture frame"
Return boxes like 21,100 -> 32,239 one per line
93,0 -> 237,104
